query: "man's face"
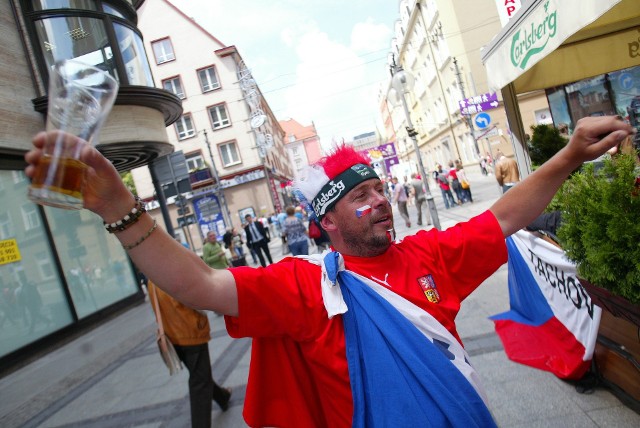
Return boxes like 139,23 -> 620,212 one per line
207,232 -> 216,243
245,215 -> 253,223
323,179 -> 394,257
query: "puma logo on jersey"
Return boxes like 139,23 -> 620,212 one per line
370,273 -> 391,288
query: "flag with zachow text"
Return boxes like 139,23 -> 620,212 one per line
491,230 -> 601,379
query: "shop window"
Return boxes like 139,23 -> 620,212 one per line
208,104 -> 230,129
219,141 -> 240,167
44,207 -> 138,319
0,171 -> 73,359
163,76 -> 185,99
152,38 -> 175,64
175,114 -> 196,140
198,66 -> 221,92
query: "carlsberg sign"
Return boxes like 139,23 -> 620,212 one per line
510,1 -> 557,69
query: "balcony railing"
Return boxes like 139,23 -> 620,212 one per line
189,168 -> 214,186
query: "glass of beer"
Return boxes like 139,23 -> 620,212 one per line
28,59 -> 119,210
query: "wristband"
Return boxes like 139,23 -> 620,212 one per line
104,196 -> 146,233
122,219 -> 158,250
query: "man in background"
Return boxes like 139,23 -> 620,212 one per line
495,150 -> 521,193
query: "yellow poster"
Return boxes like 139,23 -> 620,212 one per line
0,239 -> 21,265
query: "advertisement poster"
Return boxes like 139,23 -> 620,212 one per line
192,194 -> 225,240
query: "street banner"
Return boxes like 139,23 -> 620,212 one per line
491,230 -> 601,379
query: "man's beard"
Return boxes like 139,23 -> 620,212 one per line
341,226 -> 391,257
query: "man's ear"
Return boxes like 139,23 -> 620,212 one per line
320,214 -> 338,232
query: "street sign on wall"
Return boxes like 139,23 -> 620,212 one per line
459,92 -> 499,115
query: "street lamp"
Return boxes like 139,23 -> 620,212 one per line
388,65 -> 441,230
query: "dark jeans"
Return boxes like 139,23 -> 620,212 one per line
288,239 -> 309,256
440,189 -> 455,209
174,344 -> 229,428
251,239 -> 273,267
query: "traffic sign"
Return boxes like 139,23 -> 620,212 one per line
474,112 -> 491,129
459,92 -> 499,115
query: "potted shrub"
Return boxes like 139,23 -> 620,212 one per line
555,152 -> 640,310
553,150 -> 640,406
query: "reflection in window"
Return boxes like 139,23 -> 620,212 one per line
45,207 -> 138,319
113,23 -> 154,86
208,104 -> 230,129
32,0 -> 97,11
175,114 -> 196,140
198,66 -> 220,92
0,212 -> 13,239
102,4 -> 125,18
219,141 -> 240,167
152,38 -> 175,64
21,205 -> 41,231
37,252 -> 56,280
163,76 -> 185,98
34,16 -> 117,80
0,171 -> 73,358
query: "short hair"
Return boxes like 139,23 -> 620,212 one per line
285,206 -> 295,216
244,214 -> 252,219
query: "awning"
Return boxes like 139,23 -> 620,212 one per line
481,0 -> 639,93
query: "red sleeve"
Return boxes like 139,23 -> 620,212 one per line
407,210 -> 507,301
225,259 -> 326,341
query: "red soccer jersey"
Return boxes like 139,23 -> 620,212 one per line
225,210 -> 507,428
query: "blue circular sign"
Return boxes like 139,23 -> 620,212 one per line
474,112 -> 491,129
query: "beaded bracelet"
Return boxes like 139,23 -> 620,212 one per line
122,219 -> 158,250
104,196 -> 146,233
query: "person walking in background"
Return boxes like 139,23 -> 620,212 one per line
243,214 -> 273,267
455,160 -> 473,203
435,165 -> 456,209
391,176 -> 410,227
148,281 -> 231,427
202,231 -> 229,270
409,173 -> 430,226
282,206 -> 309,256
447,161 -> 464,205
494,150 -> 521,193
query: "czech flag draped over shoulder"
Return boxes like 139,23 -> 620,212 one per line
491,230 -> 601,379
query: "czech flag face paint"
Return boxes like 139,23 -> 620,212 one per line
356,204 -> 372,218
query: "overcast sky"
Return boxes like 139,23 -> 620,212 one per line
170,0 -> 399,147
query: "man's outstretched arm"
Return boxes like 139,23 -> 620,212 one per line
490,116 -> 635,238
25,132 -> 239,316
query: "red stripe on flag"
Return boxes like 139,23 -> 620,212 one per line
493,316 -> 590,380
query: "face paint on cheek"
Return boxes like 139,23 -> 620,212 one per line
356,204 -> 372,218
386,228 -> 396,243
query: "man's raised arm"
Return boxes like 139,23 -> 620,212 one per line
25,132 -> 239,316
490,116 -> 635,238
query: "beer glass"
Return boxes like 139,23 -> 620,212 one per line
28,59 -> 119,210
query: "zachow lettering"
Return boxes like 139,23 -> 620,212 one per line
527,249 -> 594,319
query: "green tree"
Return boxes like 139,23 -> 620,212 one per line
527,124 -> 568,167
120,171 -> 138,196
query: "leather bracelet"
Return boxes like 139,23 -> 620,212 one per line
104,196 -> 146,233
122,219 -> 158,250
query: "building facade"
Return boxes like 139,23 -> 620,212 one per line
0,0 -> 182,371
279,118 -> 323,178
136,0 -> 294,250
383,0 -> 550,174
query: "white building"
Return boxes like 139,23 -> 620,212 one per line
137,0 -> 294,249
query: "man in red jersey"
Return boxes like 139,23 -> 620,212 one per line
25,117 -> 635,427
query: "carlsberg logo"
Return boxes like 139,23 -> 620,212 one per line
313,180 -> 346,215
510,1 -> 557,70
